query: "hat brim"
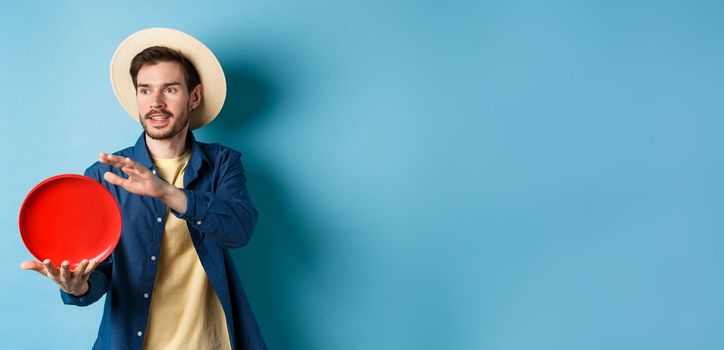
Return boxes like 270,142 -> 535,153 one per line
110,28 -> 226,130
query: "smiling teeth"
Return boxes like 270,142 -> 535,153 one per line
151,116 -> 168,120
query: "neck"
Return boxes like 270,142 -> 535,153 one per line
145,128 -> 189,159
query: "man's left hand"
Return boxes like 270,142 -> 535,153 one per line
99,153 -> 187,214
99,153 -> 170,199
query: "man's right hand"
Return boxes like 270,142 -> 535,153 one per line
20,259 -> 100,297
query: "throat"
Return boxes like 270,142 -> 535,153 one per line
145,130 -> 189,159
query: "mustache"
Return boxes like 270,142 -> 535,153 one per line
145,109 -> 174,119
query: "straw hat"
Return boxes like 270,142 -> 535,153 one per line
110,28 -> 226,129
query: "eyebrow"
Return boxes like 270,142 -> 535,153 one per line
136,82 -> 182,88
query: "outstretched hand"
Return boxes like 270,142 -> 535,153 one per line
99,153 -> 171,199
98,152 -> 188,214
20,259 -> 99,296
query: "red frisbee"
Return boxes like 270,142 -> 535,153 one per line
19,174 -> 122,268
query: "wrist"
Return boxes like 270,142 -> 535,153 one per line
159,182 -> 178,202
158,184 -> 188,214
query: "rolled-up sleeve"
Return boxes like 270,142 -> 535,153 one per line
172,151 -> 259,248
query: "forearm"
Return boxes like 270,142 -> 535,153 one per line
160,183 -> 188,214
164,150 -> 257,247
173,189 -> 258,248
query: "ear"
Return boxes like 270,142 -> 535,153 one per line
190,84 -> 203,111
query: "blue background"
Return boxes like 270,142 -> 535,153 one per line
1,0 -> 723,349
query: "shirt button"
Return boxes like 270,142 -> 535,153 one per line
157,217 -> 163,223
196,220 -> 202,225
152,169 -> 157,175
137,331 -> 143,337
143,293 -> 149,299
150,255 -> 156,261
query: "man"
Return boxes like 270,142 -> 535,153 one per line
20,28 -> 267,349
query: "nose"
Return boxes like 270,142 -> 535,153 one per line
150,91 -> 165,109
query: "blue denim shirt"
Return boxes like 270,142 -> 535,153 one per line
60,132 -> 267,350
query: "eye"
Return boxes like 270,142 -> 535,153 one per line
139,88 -> 150,95
165,87 -> 177,94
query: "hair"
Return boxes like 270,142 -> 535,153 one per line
129,46 -> 201,92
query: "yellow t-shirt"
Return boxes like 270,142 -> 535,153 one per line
143,150 -> 231,350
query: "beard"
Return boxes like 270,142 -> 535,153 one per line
139,107 -> 191,140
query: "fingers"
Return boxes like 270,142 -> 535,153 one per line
69,259 -> 88,285
43,259 -> 60,279
20,260 -> 46,276
59,260 -> 71,285
20,260 -> 42,271
99,152 -> 127,166
103,171 -> 128,186
73,259 -> 89,273
78,259 -> 98,278
100,153 -> 134,174
123,158 -> 150,177
100,153 -> 147,173
78,259 -> 98,277
24,259 -> 98,296
100,153 -> 151,185
99,152 -> 120,167
81,259 -> 100,280
122,165 -> 146,178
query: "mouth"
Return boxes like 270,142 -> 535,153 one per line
146,112 -> 173,126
